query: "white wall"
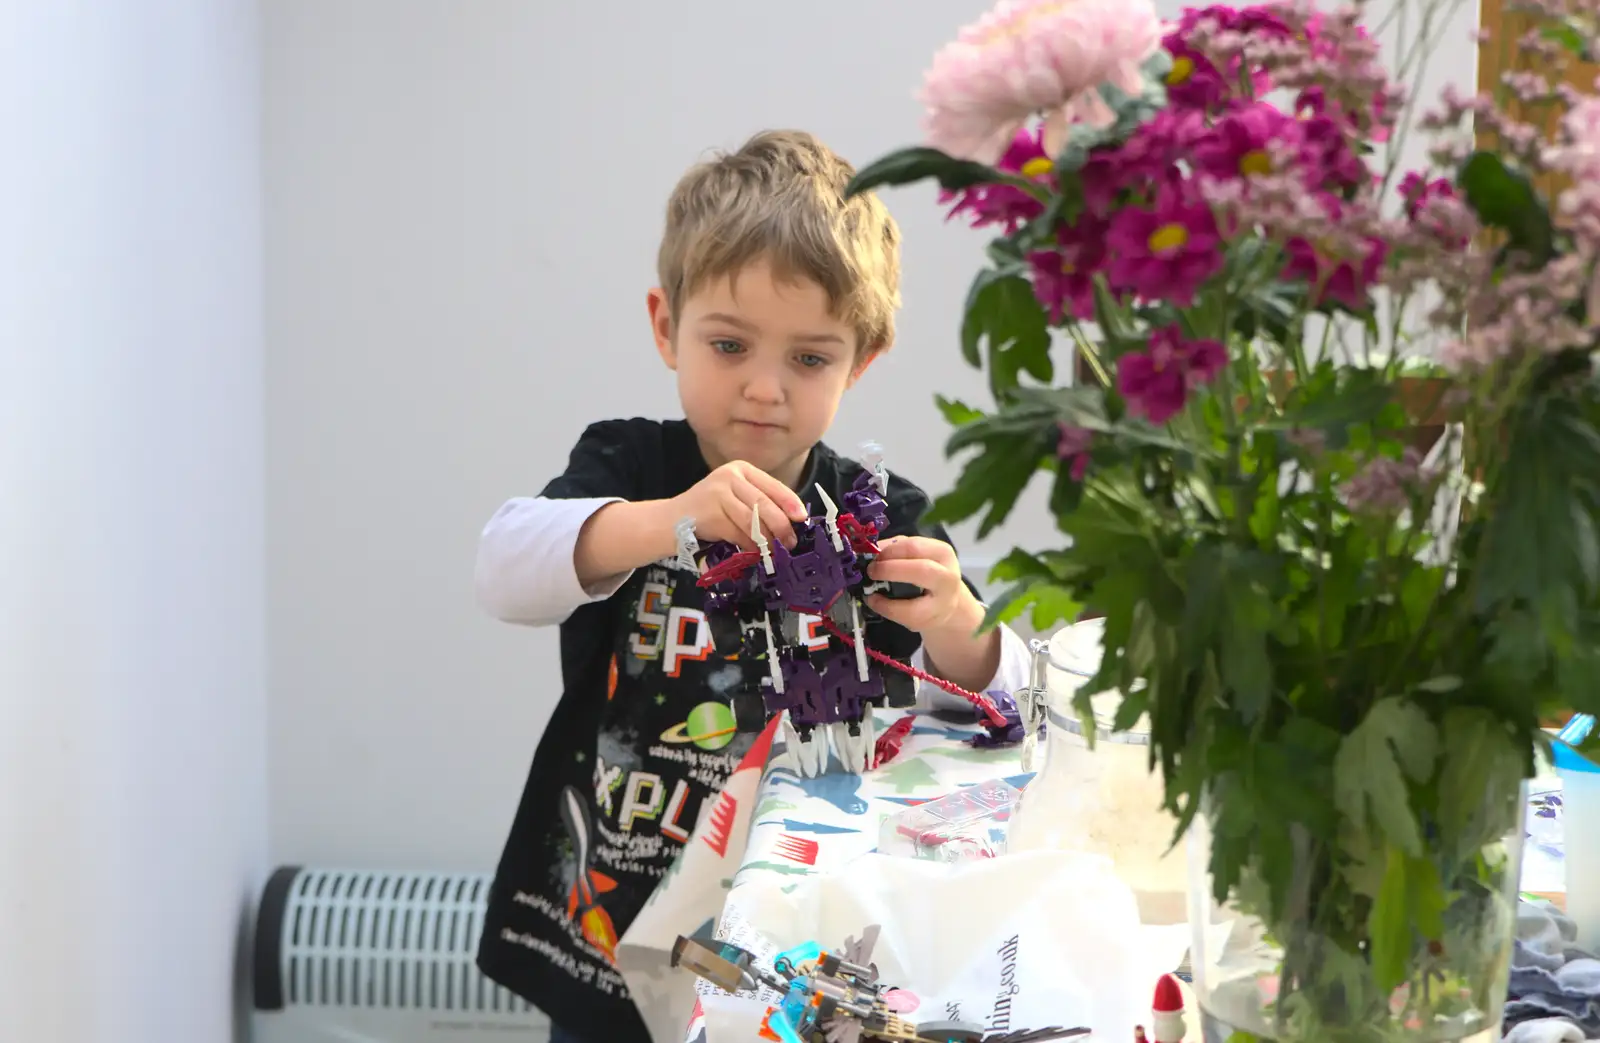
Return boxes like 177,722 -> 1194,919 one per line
262,0 -> 1480,872
0,3 -> 268,1042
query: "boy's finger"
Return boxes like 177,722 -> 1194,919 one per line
868,557 -> 944,588
864,593 -> 912,626
872,535 -> 945,560
743,467 -> 808,521
731,476 -> 797,547
758,498 -> 798,547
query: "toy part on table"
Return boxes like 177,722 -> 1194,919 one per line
671,922 -> 1091,1043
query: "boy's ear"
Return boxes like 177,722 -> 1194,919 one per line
847,341 -> 888,387
646,288 -> 676,369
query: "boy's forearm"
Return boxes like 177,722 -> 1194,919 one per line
920,598 -> 1003,695
574,498 -> 682,589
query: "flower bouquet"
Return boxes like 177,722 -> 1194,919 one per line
845,0 -> 1600,1041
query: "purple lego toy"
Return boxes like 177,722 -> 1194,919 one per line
689,455 -> 1003,775
969,690 -> 1031,749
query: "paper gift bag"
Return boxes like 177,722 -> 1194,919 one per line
696,849 -> 1155,1042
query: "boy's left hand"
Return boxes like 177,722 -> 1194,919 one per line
864,536 -> 983,636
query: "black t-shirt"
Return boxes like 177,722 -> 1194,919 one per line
476,417 -> 960,1039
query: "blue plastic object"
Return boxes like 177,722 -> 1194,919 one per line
1554,714 -> 1599,774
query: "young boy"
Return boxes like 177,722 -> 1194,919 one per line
473,129 -> 1031,1043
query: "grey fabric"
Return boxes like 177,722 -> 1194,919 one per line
1505,1017 -> 1587,1043
1507,902 -> 1600,1036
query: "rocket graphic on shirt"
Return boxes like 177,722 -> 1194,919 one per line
559,784 -> 620,963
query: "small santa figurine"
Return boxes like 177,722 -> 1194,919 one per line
1150,974 -> 1186,1043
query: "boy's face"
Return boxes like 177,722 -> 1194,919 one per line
649,256 -> 873,489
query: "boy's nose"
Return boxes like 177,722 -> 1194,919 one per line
743,371 -> 785,405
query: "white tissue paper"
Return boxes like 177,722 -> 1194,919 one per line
688,849 -> 1177,1043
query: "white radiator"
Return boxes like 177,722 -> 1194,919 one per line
251,865 -> 550,1042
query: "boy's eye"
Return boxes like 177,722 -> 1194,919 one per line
796,353 -> 829,369
711,338 -> 744,355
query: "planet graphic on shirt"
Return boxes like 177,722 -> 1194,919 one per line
658,701 -> 738,751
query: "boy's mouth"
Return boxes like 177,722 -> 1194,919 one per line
734,419 -> 786,432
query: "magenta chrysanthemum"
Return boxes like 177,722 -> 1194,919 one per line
1080,108 -> 1204,209
942,127 -> 1053,231
1191,102 -> 1304,182
1106,180 -> 1223,304
1027,215 -> 1109,322
1116,325 -> 1227,425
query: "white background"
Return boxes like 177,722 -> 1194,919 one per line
2,1 -> 1477,1039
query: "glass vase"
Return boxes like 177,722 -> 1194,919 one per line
1186,785 -> 1526,1043
1006,620 -> 1189,924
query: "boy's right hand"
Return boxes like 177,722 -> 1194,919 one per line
672,461 -> 809,550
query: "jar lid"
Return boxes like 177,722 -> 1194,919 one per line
1045,619 -> 1150,741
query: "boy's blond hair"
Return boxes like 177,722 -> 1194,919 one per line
657,130 -> 902,356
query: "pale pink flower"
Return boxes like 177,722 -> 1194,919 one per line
1547,95 -> 1600,180
918,0 -> 1164,164
1341,448 -> 1435,516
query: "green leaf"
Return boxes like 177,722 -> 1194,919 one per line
1407,854 -> 1447,941
844,146 -> 1018,198
1028,584 -> 1085,630
962,272 -> 1054,398
1333,698 -> 1439,855
987,547 -> 1056,584
1456,151 -> 1555,264
1477,394 -> 1600,616
1270,368 -> 1394,435
927,432 -> 1048,537
978,579 -> 1041,631
933,394 -> 985,427
1437,707 -> 1526,848
1218,574 -> 1274,721
1542,19 -> 1590,59
1368,844 -> 1412,994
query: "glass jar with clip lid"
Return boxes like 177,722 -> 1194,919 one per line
1005,618 -> 1188,924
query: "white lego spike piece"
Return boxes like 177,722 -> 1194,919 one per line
815,484 -> 844,551
673,516 -> 700,572
760,615 -> 785,694
782,716 -> 830,778
830,719 -> 874,775
850,598 -> 869,682
751,503 -> 775,574
859,440 -> 889,495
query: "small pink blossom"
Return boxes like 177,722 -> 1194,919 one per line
1341,448 -> 1435,516
1056,423 -> 1095,480
917,0 -> 1164,164
1397,171 -> 1455,221
1116,325 -> 1227,425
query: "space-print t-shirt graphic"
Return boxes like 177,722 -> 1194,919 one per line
476,418 -> 948,1042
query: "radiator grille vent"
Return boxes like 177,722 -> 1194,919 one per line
253,865 -> 535,1014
